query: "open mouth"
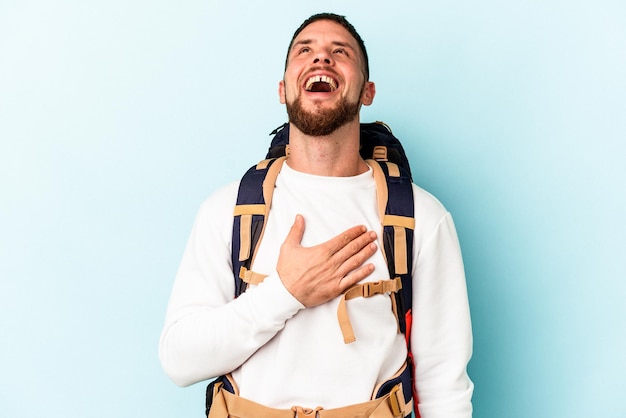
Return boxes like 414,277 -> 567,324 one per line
304,75 -> 338,93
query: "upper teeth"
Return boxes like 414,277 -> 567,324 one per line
305,75 -> 338,91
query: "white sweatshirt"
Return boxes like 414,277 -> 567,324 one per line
159,162 -> 473,417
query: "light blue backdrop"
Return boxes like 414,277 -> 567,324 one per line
1,1 -> 624,417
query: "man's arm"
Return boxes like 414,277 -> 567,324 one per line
159,184 -> 301,386
411,204 -> 474,417
159,184 -> 378,386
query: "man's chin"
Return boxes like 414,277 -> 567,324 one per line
286,97 -> 359,137
289,113 -> 356,137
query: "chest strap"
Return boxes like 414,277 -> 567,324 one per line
337,278 -> 403,344
239,270 -> 402,345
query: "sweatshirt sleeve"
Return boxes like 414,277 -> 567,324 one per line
411,196 -> 474,417
158,183 -> 304,387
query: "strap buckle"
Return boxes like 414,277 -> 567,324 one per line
362,278 -> 402,298
292,406 -> 322,417
362,280 -> 384,297
388,384 -> 406,417
373,145 -> 389,161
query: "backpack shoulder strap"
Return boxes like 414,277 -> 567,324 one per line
368,159 -> 415,343
231,157 -> 286,297
369,158 -> 418,411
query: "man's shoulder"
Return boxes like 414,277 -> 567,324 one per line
411,183 -> 450,221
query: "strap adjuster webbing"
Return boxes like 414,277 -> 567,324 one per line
337,278 -> 403,344
239,267 -> 268,285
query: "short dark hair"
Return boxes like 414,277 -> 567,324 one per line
285,13 -> 370,80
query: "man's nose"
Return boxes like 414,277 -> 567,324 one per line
313,50 -> 332,65
313,57 -> 331,64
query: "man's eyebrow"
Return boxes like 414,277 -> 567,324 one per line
290,39 -> 356,51
290,39 -> 312,50
330,41 -> 353,49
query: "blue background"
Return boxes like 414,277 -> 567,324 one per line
1,1 -> 625,417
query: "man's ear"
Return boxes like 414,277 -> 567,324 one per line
279,80 -> 286,104
361,81 -> 376,106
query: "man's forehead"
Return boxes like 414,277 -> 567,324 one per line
290,20 -> 358,50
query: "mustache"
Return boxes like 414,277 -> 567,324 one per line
300,66 -> 340,81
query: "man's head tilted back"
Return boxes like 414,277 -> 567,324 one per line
285,13 -> 370,80
279,13 -> 375,137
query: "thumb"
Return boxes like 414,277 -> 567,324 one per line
284,214 -> 305,247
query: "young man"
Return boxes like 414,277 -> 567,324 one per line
160,13 -> 473,418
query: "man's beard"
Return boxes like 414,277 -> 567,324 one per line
286,94 -> 361,137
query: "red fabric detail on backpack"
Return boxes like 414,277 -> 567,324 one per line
404,309 -> 412,347
405,309 -> 420,418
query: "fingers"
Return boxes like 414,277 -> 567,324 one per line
277,219 -> 379,308
339,262 -> 376,289
286,217 -> 375,258
335,238 -> 378,286
323,226 -> 378,288
325,225 -> 373,256
328,227 -> 377,263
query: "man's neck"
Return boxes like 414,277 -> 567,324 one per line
286,121 -> 369,177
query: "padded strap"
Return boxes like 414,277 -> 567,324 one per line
233,157 -> 286,293
233,204 -> 266,262
370,160 -> 414,274
368,159 -> 388,236
366,159 -> 414,328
